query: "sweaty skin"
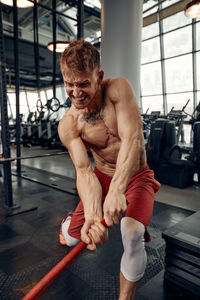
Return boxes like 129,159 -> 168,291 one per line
58,69 -> 146,250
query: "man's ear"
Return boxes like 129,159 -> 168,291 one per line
98,70 -> 104,83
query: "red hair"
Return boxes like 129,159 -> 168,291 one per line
60,39 -> 100,74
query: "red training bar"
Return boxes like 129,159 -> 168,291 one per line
22,219 -> 106,300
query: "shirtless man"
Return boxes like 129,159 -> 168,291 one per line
58,40 -> 160,300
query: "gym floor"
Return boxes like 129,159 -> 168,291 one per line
0,146 -> 200,300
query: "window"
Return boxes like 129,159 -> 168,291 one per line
163,11 -> 191,32
197,22 -> 200,51
167,92 -> 193,145
26,91 -> 40,113
142,22 -> 159,40
197,92 -> 200,104
197,52 -> 200,91
7,93 -> 15,120
141,95 -> 164,114
166,92 -> 193,116
85,0 -> 101,9
183,123 -> 192,145
165,54 -> 193,93
40,91 -> 47,103
143,0 -> 159,17
46,88 -> 53,100
19,91 -> 29,116
162,0 -> 185,9
163,26 -> 192,58
141,5 -> 198,145
7,91 -> 39,120
141,37 -> 160,64
141,61 -> 162,96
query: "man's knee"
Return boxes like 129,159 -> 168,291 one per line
62,219 -> 80,247
120,217 -> 147,282
120,217 -> 145,250
65,233 -> 80,247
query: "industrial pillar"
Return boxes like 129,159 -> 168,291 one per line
52,0 -> 57,100
101,0 -> 143,103
77,0 -> 84,39
0,5 -> 37,216
0,5 -> 13,208
13,0 -> 21,176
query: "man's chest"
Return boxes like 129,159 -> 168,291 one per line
80,104 -> 118,148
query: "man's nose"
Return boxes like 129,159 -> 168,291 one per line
73,86 -> 82,97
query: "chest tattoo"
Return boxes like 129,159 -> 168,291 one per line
81,99 -> 106,125
81,112 -> 104,125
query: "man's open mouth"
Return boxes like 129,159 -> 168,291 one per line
74,96 -> 87,103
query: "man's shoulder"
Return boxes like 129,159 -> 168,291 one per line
103,77 -> 132,102
58,107 -> 81,141
103,77 -> 130,88
59,107 -> 79,130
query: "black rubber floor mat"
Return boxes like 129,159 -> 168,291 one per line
12,165 -> 77,195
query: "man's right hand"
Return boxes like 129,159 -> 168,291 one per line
81,219 -> 108,251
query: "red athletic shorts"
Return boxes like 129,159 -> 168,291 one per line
68,165 -> 160,242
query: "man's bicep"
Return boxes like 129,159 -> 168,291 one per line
114,81 -> 142,139
58,116 -> 91,169
68,137 -> 91,169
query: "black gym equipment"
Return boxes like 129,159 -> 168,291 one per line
185,121 -> 200,184
21,110 -> 45,147
36,97 -> 71,114
33,1 -> 71,150
185,101 -> 200,127
146,118 -> 196,188
146,98 -> 200,188
147,118 -> 182,164
142,110 -> 161,140
38,96 -> 71,149
162,210 -> 200,297
0,0 -> 84,218
167,99 -> 190,144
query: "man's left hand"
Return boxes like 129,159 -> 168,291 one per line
103,192 -> 127,227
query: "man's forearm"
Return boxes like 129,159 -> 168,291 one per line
109,138 -> 143,194
76,167 -> 103,220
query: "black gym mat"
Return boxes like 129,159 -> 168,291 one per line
12,165 -> 77,195
0,186 -> 194,300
